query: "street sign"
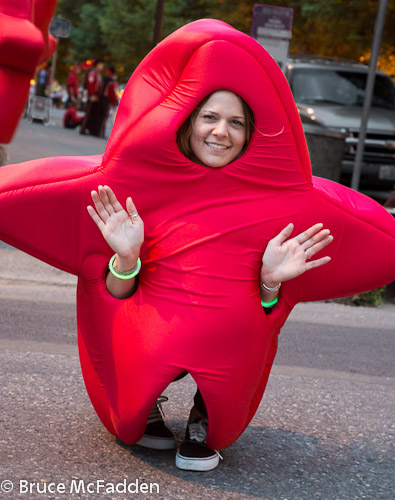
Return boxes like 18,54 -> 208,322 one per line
252,4 -> 293,39
49,18 -> 70,38
252,4 -> 294,67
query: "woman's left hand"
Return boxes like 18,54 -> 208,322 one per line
260,223 -> 333,288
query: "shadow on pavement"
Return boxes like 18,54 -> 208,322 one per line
121,425 -> 390,500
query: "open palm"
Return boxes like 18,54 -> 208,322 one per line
87,185 -> 144,260
261,223 -> 333,286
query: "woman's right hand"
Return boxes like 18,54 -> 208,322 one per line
87,185 -> 144,267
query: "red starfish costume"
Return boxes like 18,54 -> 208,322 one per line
1,20 -> 395,449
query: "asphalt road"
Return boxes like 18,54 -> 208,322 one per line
5,108 -> 106,164
0,112 -> 394,500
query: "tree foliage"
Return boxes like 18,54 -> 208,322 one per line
99,0 -> 155,74
54,0 -> 395,83
70,2 -> 107,61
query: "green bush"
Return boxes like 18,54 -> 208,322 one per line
327,287 -> 386,307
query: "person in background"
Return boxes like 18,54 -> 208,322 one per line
35,62 -> 51,97
49,80 -> 63,108
80,58 -> 104,136
99,65 -> 119,138
66,65 -> 81,109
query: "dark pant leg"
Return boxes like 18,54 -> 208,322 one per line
193,388 -> 207,416
86,101 -> 102,136
171,371 -> 207,416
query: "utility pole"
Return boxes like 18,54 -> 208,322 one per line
49,38 -> 59,91
48,18 -> 71,91
351,0 -> 388,191
153,0 -> 165,46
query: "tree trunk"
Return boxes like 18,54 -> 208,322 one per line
153,0 -> 165,46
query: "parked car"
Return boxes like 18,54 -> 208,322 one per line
283,56 -> 395,202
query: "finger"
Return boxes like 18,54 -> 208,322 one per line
304,234 -> 333,259
103,185 -> 124,213
91,189 -> 109,223
126,196 -> 142,223
272,223 -> 294,245
98,185 -> 115,215
87,205 -> 105,231
295,223 -> 324,245
302,229 -> 331,252
305,255 -> 331,270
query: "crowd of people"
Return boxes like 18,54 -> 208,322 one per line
34,58 -> 119,138
68,58 -> 118,138
76,59 -> 116,137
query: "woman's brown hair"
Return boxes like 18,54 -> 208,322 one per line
177,91 -> 255,165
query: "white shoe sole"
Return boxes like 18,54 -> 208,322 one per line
136,434 -> 176,450
175,452 -> 220,471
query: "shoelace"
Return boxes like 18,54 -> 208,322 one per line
188,418 -> 208,443
146,395 -> 168,425
188,418 -> 223,460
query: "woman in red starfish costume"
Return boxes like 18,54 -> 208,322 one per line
1,19 -> 394,471
87,89 -> 333,471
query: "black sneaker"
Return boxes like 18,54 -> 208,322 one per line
136,396 -> 176,450
176,418 -> 222,471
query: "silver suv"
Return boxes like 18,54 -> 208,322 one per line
283,57 -> 395,201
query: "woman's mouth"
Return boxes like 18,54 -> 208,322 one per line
205,142 -> 230,150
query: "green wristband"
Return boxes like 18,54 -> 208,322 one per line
109,255 -> 141,280
261,297 -> 278,308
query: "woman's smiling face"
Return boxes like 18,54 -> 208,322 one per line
189,91 -> 247,168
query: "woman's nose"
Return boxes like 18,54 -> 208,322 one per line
212,119 -> 229,137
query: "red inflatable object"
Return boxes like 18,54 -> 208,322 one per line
63,107 -> 84,129
33,0 -> 58,65
1,20 -> 395,449
0,0 -> 57,144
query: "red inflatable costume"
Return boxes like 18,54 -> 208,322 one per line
0,0 -> 57,144
1,20 -> 395,450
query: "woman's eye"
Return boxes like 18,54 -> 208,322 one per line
232,120 -> 245,126
202,114 -> 216,120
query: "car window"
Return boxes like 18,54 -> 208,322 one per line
289,68 -> 395,110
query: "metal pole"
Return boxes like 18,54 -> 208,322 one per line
153,0 -> 165,46
49,37 -> 59,96
351,0 -> 388,191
